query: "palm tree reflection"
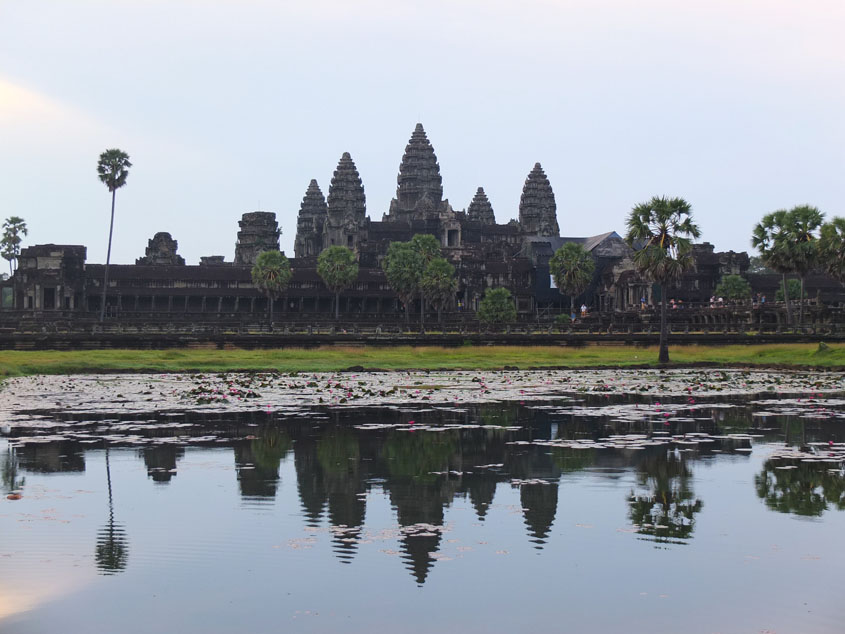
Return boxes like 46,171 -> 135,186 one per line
96,446 -> 128,575
628,451 -> 703,544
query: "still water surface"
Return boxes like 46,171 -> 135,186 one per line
2,387 -> 844,633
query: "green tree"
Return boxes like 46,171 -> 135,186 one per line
549,242 -> 595,318
786,205 -> 824,325
96,149 -> 132,322
819,217 -> 845,283
625,196 -> 701,364
1,216 -> 27,276
747,255 -> 773,274
410,234 -> 441,328
775,278 -> 801,301
752,206 -> 824,326
477,287 -> 517,325
251,250 -> 292,321
714,274 -> 751,301
420,257 -> 457,325
382,241 -> 424,327
317,246 -> 359,319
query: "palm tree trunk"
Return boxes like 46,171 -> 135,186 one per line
437,306 -> 442,326
419,292 -> 425,330
570,296 -> 575,321
404,298 -> 409,328
799,276 -> 805,327
335,291 -> 340,320
782,274 -> 793,327
99,189 -> 116,322
269,297 -> 274,322
658,285 -> 669,364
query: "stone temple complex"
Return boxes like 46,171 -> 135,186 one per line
4,122 -> 814,322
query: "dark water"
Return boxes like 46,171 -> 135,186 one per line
1,399 -> 844,633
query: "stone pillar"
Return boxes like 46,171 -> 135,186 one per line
167,296 -> 173,312
217,297 -> 223,313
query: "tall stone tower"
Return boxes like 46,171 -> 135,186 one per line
325,153 -> 366,250
386,123 -> 446,223
234,211 -> 281,265
294,179 -> 328,258
466,187 -> 496,225
518,163 -> 559,237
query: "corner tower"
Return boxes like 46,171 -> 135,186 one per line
518,163 -> 559,237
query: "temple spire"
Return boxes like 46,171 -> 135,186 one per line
325,153 -> 366,250
518,163 -> 559,237
294,179 -> 327,258
388,123 -> 444,222
467,187 -> 495,225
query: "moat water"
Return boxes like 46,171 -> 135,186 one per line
1,371 -> 844,633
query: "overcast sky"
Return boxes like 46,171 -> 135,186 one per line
1,0 -> 843,265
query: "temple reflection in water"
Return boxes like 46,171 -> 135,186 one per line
4,402 -> 844,584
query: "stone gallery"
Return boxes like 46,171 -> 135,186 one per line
2,124 -> 757,320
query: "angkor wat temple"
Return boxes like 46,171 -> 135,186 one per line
3,123 -> 832,323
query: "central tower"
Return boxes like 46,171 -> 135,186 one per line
386,123 -> 447,223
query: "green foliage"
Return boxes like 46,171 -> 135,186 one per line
549,242 -> 595,307
752,205 -> 824,280
1,216 -> 27,275
775,278 -> 801,301
554,313 -> 571,326
714,274 -> 751,300
97,149 -> 132,192
317,246 -> 358,317
251,251 -> 292,306
317,246 -> 358,293
477,287 -> 517,324
409,234 -> 441,264
625,196 -> 701,286
420,257 -> 457,316
625,196 -> 700,363
819,217 -> 845,282
382,241 -> 424,318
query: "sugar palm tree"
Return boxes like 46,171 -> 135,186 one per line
420,257 -> 457,326
625,196 -> 700,364
317,245 -> 359,319
819,217 -> 845,283
549,242 -> 595,319
97,149 -> 132,322
382,241 -> 424,328
785,205 -> 824,326
410,234 -> 441,329
251,250 -> 292,321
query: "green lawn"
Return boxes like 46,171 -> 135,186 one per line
0,343 -> 843,377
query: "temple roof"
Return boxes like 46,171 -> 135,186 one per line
467,187 -> 495,225
298,179 -> 327,220
327,153 -> 366,220
519,163 -> 559,237
395,123 -> 443,207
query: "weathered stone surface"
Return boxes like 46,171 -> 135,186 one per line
136,232 -> 185,266
519,163 -> 559,237
325,153 -> 366,250
234,212 -> 281,265
467,187 -> 495,225
294,179 -> 328,258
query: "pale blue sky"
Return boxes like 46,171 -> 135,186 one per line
1,0 -> 843,264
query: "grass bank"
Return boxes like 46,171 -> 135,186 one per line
0,343 -> 843,377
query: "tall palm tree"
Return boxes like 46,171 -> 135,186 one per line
96,149 -> 132,322
751,206 -> 823,327
410,234 -> 441,329
251,250 -> 292,321
785,205 -> 824,326
317,245 -> 359,319
625,196 -> 700,364
819,217 -> 845,283
549,242 -> 595,319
